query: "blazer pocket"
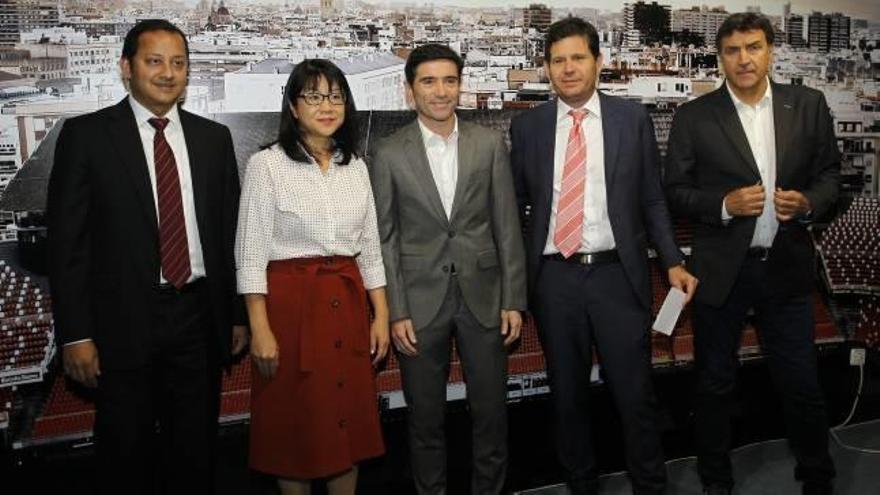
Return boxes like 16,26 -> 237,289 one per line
400,255 -> 424,271
477,249 -> 499,269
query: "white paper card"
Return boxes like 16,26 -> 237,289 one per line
652,287 -> 686,336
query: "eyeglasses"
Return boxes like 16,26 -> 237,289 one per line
297,92 -> 347,106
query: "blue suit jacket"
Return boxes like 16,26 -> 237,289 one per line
510,93 -> 683,310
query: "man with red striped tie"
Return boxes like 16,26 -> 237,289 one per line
510,17 -> 697,495
47,19 -> 247,495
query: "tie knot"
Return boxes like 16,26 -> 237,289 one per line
149,117 -> 169,132
568,109 -> 588,125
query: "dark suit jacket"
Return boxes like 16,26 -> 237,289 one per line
511,94 -> 684,311
370,119 -> 527,330
47,97 -> 245,369
664,82 -> 840,307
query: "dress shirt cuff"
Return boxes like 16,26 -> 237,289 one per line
360,265 -> 387,291
237,268 -> 268,295
64,339 -> 92,346
721,199 -> 733,222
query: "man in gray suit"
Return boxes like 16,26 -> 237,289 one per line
370,44 -> 527,495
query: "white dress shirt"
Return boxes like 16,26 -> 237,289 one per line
722,79 -> 779,248
235,145 -> 386,294
418,116 -> 459,219
543,92 -> 616,255
129,97 -> 206,282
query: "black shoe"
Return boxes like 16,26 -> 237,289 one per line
803,482 -> 833,495
568,477 -> 599,495
703,486 -> 732,495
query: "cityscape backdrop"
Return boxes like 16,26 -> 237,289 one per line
0,0 -> 877,454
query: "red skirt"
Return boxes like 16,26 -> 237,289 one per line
249,256 -> 384,479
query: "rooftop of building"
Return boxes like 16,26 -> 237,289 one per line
237,52 -> 405,76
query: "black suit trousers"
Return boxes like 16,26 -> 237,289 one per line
94,282 -> 221,495
693,256 -> 835,489
534,259 -> 666,494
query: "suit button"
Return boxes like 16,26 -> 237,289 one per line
448,230 -> 456,238
338,420 -> 346,428
334,340 -> 342,349
442,265 -> 449,273
337,379 -> 344,388
331,298 -> 340,308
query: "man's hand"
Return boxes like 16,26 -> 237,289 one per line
370,317 -> 390,366
724,185 -> 765,217
231,325 -> 249,356
667,265 -> 698,304
250,326 -> 279,379
391,319 -> 418,356
774,188 -> 811,222
63,341 -> 100,388
500,309 -> 522,346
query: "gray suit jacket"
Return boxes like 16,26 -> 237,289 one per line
369,118 -> 527,330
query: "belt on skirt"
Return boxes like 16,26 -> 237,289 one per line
268,256 -> 365,373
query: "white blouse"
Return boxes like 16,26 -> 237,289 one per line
235,145 -> 386,294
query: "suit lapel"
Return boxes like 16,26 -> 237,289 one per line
404,121 -> 449,226
714,85 -> 761,181
599,93 -> 621,194
449,119 -> 471,222
180,109 -> 208,242
537,100 -> 558,221
771,82 -> 793,185
106,97 -> 158,232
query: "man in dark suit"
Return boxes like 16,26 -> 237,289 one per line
47,19 -> 247,495
370,44 -> 526,494
664,13 -> 839,495
511,17 -> 697,495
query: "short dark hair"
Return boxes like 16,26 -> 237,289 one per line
715,12 -> 775,51
268,59 -> 358,166
122,19 -> 189,61
545,17 -> 600,61
404,44 -> 463,86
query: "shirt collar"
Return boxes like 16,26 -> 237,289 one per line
292,141 -> 344,166
128,95 -> 181,129
417,115 -> 459,147
726,77 -> 773,111
557,90 -> 601,124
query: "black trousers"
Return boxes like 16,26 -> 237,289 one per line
94,281 -> 221,495
693,256 -> 835,489
534,260 -> 666,495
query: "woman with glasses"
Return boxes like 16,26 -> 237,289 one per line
235,59 -> 389,495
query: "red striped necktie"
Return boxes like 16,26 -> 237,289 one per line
149,117 -> 191,289
554,109 -> 588,258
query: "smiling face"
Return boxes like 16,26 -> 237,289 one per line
719,28 -> 772,99
120,29 -> 188,117
290,75 -> 346,142
545,34 -> 603,109
406,59 -> 460,127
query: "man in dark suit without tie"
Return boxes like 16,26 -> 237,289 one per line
664,12 -> 839,495
47,19 -> 247,495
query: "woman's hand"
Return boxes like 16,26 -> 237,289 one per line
370,315 -> 390,366
250,325 -> 280,379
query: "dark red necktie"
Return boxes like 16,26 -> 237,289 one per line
149,117 -> 191,289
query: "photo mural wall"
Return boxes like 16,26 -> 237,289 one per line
0,0 -> 877,446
